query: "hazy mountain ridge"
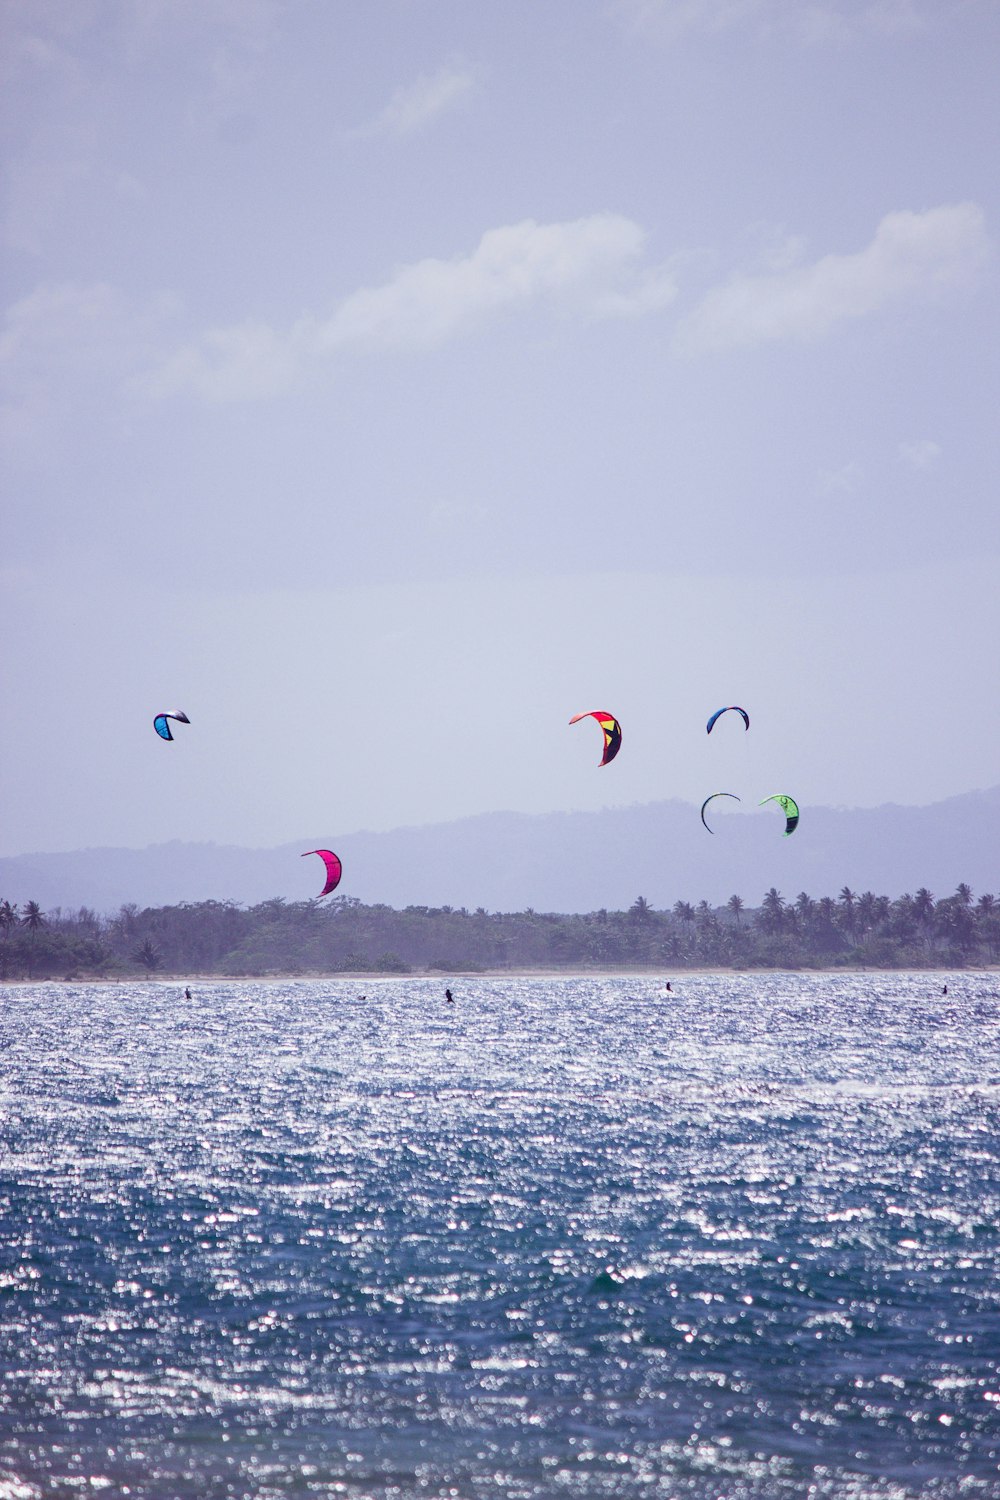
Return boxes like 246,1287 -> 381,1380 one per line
2,787 -> 997,915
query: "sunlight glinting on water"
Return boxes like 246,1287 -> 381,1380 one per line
0,974 -> 998,1498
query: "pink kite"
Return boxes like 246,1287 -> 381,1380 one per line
301,849 -> 343,897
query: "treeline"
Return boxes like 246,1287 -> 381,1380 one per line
1,885 -> 997,979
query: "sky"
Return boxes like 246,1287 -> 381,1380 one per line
2,0 -> 998,860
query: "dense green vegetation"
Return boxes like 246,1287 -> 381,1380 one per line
1,886 -> 997,979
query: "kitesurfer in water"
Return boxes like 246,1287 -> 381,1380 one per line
184,986 -> 192,1000
665,982 -> 672,993
445,988 -> 454,1004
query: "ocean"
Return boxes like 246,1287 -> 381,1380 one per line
0,973 -> 997,1498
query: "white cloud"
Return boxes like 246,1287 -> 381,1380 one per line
149,215 -> 678,400
741,224 -> 810,273
320,215 -> 676,352
353,63 -> 476,138
898,439 -> 942,469
675,203 -> 990,355
4,218 -> 677,409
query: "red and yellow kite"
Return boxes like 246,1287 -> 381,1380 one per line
569,710 -> 622,767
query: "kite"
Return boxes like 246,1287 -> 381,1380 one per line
760,794 -> 800,837
153,711 -> 190,741
569,710 -> 622,767
302,849 -> 343,897
706,706 -> 750,735
700,791 -> 741,833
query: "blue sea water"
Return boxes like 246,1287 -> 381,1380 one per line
1,973 -> 998,1499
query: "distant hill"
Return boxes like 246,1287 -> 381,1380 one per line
2,787 -> 997,915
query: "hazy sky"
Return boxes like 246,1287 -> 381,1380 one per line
2,0 -> 998,859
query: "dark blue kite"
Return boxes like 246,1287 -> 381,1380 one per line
153,711 -> 190,741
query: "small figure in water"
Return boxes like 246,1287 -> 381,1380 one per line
664,981 -> 672,993
445,988 -> 454,1004
942,984 -> 948,995
184,986 -> 192,1000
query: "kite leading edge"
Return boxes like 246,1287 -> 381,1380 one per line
706,706 -> 750,735
700,791 -> 741,833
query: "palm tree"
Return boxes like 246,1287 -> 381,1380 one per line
856,891 -> 877,932
16,901 -> 45,977
673,901 -> 695,924
890,893 -> 917,944
695,902 -> 719,943
976,894 -> 999,960
913,888 -> 935,924
759,888 -> 785,934
727,894 -> 744,926
629,896 -> 654,922
937,898 -> 975,955
838,888 -> 856,937
913,888 -> 936,951
0,900 -> 17,978
955,883 -> 973,907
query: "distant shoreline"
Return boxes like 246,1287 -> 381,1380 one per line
4,966 -> 995,985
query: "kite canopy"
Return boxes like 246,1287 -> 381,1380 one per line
569,710 -> 622,767
153,711 -> 190,741
700,791 -> 741,833
760,794 -> 800,836
302,848 -> 343,897
706,706 -> 750,735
